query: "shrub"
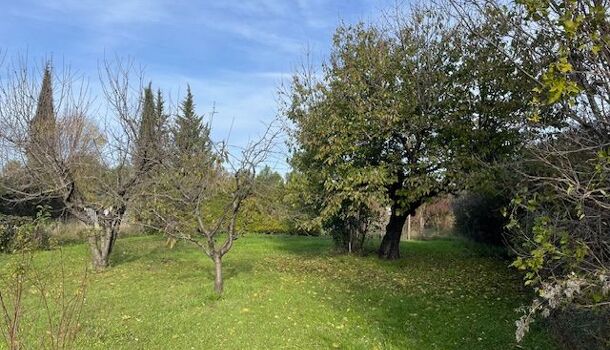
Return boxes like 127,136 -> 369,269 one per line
0,209 -> 52,253
453,191 -> 509,246
0,215 -> 26,252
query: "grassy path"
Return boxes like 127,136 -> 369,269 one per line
0,235 -> 556,349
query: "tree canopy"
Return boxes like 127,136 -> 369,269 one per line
284,8 -> 536,258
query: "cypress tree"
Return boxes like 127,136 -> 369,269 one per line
135,84 -> 157,171
29,63 -> 57,161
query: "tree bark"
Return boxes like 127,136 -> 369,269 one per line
84,207 -> 124,271
213,255 -> 223,294
88,226 -> 118,271
378,203 -> 409,260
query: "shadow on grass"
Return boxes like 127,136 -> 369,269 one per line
261,234 -> 336,257
265,237 -> 555,349
91,234 -> 553,349
262,234 -> 465,260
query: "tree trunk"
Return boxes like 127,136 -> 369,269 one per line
378,204 -> 409,260
88,226 -> 118,271
407,214 -> 411,241
89,249 -> 108,271
348,219 -> 354,253
213,255 -> 223,294
84,208 -> 123,271
419,203 -> 426,237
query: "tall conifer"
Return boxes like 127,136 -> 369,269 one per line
173,86 -> 212,159
29,63 -> 57,161
135,84 -> 157,171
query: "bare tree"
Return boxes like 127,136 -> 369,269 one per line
0,55 -> 155,270
139,122 -> 279,294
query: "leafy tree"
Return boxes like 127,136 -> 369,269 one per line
449,6 -> 543,246
285,22 -> 422,257
238,166 -> 292,234
285,8 -> 532,258
282,170 -> 328,236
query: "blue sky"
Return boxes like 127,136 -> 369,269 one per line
1,0 -> 396,173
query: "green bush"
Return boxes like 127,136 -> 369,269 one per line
0,210 -> 52,253
0,215 -> 26,252
453,192 -> 509,246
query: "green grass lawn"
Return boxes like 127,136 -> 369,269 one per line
0,235 -> 556,349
